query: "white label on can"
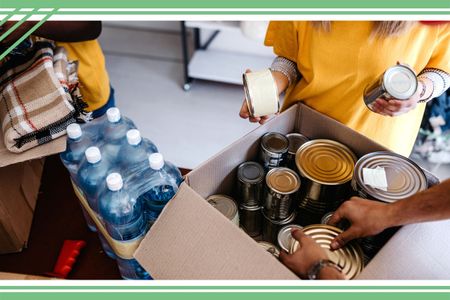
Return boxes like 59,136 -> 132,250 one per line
363,167 -> 388,191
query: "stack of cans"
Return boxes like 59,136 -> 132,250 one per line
262,167 -> 300,243
259,132 -> 289,170
352,151 -> 428,263
237,162 -> 265,237
289,225 -> 365,279
295,139 -> 357,226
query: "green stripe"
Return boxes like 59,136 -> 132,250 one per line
1,0 -> 450,9
0,14 -> 51,61
0,286 -> 449,290
0,12 -> 34,43
0,11 -> 16,27
0,292 -> 450,300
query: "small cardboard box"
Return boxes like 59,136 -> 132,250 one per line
135,103 -> 450,280
0,129 -> 65,254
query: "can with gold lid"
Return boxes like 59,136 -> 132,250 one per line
207,194 -> 239,226
258,241 -> 280,258
286,133 -> 309,172
264,167 -> 301,220
289,224 -> 364,280
262,209 -> 296,244
239,204 -> 262,237
352,151 -> 427,203
260,132 -> 289,170
295,139 -> 357,226
237,161 -> 265,207
277,224 -> 303,253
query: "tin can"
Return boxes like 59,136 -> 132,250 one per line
364,64 -> 418,111
237,161 -> 265,207
239,205 -> 262,237
264,167 -> 301,220
320,211 -> 350,231
207,194 -> 239,226
295,140 -> 357,226
277,224 -> 303,252
289,224 -> 364,280
243,69 -> 280,118
286,133 -> 309,171
262,210 -> 297,244
352,151 -> 427,203
258,241 -> 280,258
260,132 -> 289,170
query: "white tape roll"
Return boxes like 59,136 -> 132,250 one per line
243,69 -> 280,118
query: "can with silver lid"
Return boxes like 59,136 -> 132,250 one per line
258,241 -> 280,259
286,133 -> 309,172
262,209 -> 296,244
352,151 -> 427,203
289,224 -> 364,280
237,161 -> 265,207
239,205 -> 262,237
260,132 -> 289,170
295,139 -> 357,226
207,194 -> 240,226
243,69 -> 280,118
277,224 -> 303,253
321,211 -> 350,231
364,64 -> 418,111
264,167 -> 301,220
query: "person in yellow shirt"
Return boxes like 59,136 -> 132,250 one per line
0,21 -> 112,118
240,21 -> 450,156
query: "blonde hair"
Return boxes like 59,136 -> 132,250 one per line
312,21 -> 415,37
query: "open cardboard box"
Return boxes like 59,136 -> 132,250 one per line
0,127 -> 65,254
135,103 -> 450,280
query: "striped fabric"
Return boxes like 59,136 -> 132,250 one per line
0,39 -> 86,153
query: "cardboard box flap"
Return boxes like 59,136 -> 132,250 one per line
357,219 -> 450,279
0,128 -> 65,168
135,182 -> 298,279
187,105 -> 298,198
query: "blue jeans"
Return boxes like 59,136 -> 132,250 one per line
91,86 -> 116,119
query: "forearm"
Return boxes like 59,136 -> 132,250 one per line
33,21 -> 102,42
270,56 -> 299,95
387,179 -> 450,227
318,266 -> 345,280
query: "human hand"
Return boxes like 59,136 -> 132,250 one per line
279,229 -> 329,278
239,69 -> 272,124
328,197 -> 393,250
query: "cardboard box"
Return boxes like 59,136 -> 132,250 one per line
0,128 -> 65,254
135,103 -> 450,280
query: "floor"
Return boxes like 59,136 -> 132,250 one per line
98,21 -> 450,179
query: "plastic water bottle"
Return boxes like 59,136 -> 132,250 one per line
138,153 -> 183,225
117,129 -> 158,173
76,147 -> 116,259
103,108 -> 136,162
60,123 -> 93,182
99,173 -> 150,280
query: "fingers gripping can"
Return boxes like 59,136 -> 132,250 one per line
243,69 -> 280,118
363,64 -> 418,111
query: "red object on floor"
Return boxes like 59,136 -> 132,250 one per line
46,240 -> 86,279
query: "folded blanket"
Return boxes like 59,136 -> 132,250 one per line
0,39 -> 87,153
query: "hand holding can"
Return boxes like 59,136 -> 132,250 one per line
239,69 -> 280,124
364,63 -> 422,117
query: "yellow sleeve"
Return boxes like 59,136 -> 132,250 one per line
426,23 -> 450,73
264,21 -> 299,62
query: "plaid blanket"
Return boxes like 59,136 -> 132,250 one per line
0,39 -> 86,153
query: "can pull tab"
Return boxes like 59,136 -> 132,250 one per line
46,240 -> 86,279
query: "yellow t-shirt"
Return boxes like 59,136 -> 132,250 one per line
265,21 -> 450,156
58,40 -> 110,111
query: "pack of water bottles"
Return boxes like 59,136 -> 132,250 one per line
60,107 -> 183,280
